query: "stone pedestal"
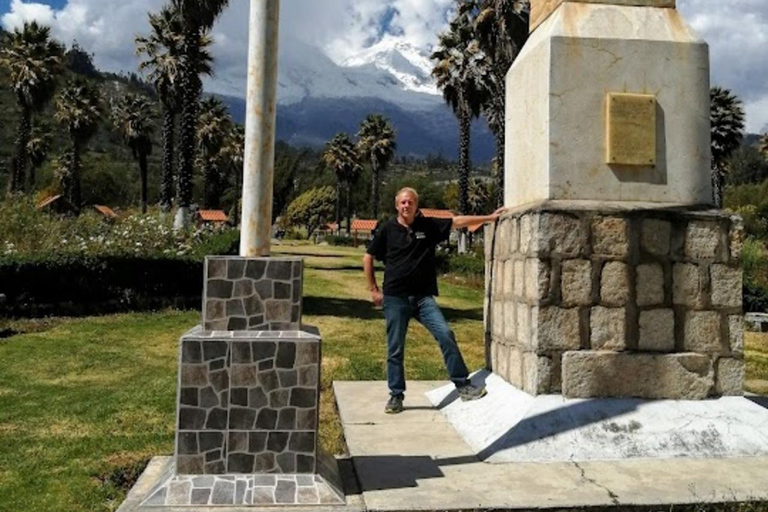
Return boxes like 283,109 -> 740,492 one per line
137,256 -> 344,508
485,202 -> 745,399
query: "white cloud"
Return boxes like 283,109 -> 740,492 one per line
679,0 -> 768,132
3,0 -> 768,132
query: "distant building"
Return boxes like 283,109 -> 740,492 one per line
93,205 -> 118,220
35,194 -> 77,215
197,210 -> 228,228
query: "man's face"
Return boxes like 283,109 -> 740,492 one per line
396,192 -> 418,223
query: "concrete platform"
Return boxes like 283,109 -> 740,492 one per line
334,380 -> 768,511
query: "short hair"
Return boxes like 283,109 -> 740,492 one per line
395,187 -> 419,204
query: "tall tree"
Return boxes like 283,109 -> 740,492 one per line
759,133 -> 768,160
26,123 -> 52,191
358,114 -> 397,220
710,86 -> 745,208
323,133 -> 361,235
0,21 -> 64,194
111,94 -> 156,214
474,0 -> 530,206
170,0 -> 230,230
137,6 -> 187,213
196,97 -> 233,209
54,78 -> 102,209
219,124 -> 245,225
432,0 -> 492,251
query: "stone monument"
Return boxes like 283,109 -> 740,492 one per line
120,1 -> 345,508
486,0 -> 744,399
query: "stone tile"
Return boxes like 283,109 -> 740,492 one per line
638,309 -> 675,352
601,261 -> 630,306
523,353 -> 552,395
637,263 -> 665,307
233,280 -> 254,298
685,221 -> 722,260
167,480 -> 192,506
537,307 -> 581,351
513,260 -> 525,298
538,213 -> 586,256
227,260 -> 246,280
275,479 -> 297,504
211,480 -> 236,505
525,258 -> 550,302
592,217 -> 629,257
227,453 -> 255,474
562,352 -> 713,399
191,488 -> 211,505
207,258 -> 227,279
205,300 -> 226,321
516,304 -> 531,348
716,358 -> 744,396
503,259 -> 515,297
296,343 -> 318,366
207,280 -> 234,300
710,264 -> 742,308
684,311 -> 723,354
673,263 -> 705,307
590,307 -> 626,351
641,219 -> 671,256
267,261 -> 293,281
246,260 -> 267,280
561,259 -> 593,306
253,487 -> 275,505
729,315 -> 744,356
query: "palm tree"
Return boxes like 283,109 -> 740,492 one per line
759,134 -> 768,161
432,0 -> 492,251
357,114 -> 397,219
170,0 -> 230,230
111,94 -> 156,214
26,123 -> 52,191
323,133 -> 361,235
474,0 -> 530,206
220,124 -> 245,225
136,6 -> 185,213
710,86 -> 745,208
0,21 -> 64,194
54,78 -> 101,209
196,97 -> 233,209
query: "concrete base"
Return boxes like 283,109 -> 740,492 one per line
426,371 -> 768,463
117,456 -> 362,512
334,380 -> 768,511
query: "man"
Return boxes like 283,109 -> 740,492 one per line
363,187 -> 504,414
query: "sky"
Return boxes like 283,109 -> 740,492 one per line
2,0 -> 768,133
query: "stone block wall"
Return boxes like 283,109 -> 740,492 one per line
176,328 -> 320,476
485,202 -> 744,399
203,257 -> 302,331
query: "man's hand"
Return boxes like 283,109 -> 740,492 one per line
491,207 -> 507,220
370,288 -> 383,307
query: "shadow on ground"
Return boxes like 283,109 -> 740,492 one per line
303,296 -> 483,322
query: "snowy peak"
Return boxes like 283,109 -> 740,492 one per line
341,39 -> 439,96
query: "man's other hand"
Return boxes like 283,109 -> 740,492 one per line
371,289 -> 383,307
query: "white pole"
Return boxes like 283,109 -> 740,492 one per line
240,0 -> 280,257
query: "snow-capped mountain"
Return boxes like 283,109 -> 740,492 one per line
219,36 -> 494,161
276,36 -> 441,110
340,38 -> 439,96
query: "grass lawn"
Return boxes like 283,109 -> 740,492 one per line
0,242 -> 766,512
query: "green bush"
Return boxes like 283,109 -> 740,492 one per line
326,235 -> 357,247
436,251 -> 484,278
742,238 -> 768,313
0,198 -> 240,316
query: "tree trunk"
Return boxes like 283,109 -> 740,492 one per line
370,156 -> 380,220
346,182 -> 352,236
712,167 -> 724,209
458,105 -> 471,255
335,180 -> 342,235
203,159 -> 213,209
176,27 -> 201,226
174,206 -> 191,231
8,106 -> 31,195
28,164 -> 39,192
458,105 -> 471,216
71,139 -> 82,211
160,106 -> 175,213
139,150 -> 149,214
494,120 -> 505,208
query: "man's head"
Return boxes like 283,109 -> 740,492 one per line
395,187 -> 419,225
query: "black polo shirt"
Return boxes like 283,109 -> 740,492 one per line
366,214 -> 453,297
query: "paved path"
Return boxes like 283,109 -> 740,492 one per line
334,380 -> 768,511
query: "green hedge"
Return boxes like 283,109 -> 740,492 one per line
0,230 -> 240,318
435,252 -> 485,278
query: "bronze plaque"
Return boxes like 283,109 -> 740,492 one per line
606,92 -> 657,167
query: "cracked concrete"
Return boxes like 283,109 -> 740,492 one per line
335,380 -> 768,511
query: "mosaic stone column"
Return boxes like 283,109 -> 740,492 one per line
140,256 -> 345,507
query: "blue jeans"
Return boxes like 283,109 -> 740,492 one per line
383,295 -> 470,397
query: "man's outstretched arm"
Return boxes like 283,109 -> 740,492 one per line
451,207 -> 506,230
363,253 -> 383,306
